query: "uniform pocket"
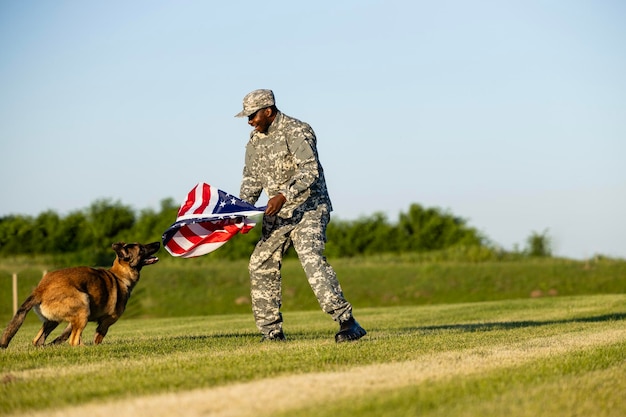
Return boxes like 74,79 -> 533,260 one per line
277,153 -> 296,182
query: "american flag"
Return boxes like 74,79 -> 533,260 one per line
162,182 -> 265,258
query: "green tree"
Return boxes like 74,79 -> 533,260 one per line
397,204 -> 482,252
326,219 -> 353,257
82,199 -> 135,265
525,229 -> 552,257
329,213 -> 395,257
0,215 -> 35,254
33,210 -> 61,253
54,210 -> 90,252
129,198 -> 179,244
0,199 -> 497,260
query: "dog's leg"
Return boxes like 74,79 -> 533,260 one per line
32,320 -> 60,347
50,324 -> 72,345
94,316 -> 118,345
68,315 -> 88,347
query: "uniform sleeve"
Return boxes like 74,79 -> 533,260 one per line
239,143 -> 263,205
283,125 -> 320,201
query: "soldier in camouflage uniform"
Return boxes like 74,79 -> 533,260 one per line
235,89 -> 366,343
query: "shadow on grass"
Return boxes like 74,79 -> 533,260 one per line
411,312 -> 626,334
117,313 -> 626,344
168,332 -> 256,341
167,330 -> 315,342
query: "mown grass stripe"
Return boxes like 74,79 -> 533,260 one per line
10,328 -> 625,417
2,295 -> 624,416
288,344 -> 626,417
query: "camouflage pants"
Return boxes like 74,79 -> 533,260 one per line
249,204 -> 353,336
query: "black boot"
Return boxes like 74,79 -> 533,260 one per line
260,329 -> 286,342
335,318 -> 366,343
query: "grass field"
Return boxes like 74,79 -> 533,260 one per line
1,294 -> 625,417
1,254 -> 625,321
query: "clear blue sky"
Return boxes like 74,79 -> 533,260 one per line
1,1 -> 624,259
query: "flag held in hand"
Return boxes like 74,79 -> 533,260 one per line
162,182 -> 265,258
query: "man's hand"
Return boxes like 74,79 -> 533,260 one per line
265,193 -> 286,216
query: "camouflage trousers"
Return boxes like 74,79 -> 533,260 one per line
249,204 -> 353,337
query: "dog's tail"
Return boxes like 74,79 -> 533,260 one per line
0,294 -> 38,349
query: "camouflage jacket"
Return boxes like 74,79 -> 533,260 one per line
240,111 -> 333,218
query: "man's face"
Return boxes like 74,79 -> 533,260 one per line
248,107 -> 273,134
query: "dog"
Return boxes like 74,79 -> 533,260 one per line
0,241 -> 160,348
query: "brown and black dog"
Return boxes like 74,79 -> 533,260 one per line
0,241 -> 160,348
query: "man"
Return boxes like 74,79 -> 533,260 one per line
235,89 -> 366,343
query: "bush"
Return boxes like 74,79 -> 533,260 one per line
0,199 -> 539,262
525,229 -> 552,257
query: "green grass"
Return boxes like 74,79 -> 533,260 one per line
1,255 -> 625,321
1,295 -> 625,416
1,254 -> 624,416
289,347 -> 626,417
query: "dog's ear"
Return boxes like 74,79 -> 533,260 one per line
112,242 -> 131,261
112,242 -> 125,251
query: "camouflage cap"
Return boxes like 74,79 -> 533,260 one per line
235,89 -> 275,117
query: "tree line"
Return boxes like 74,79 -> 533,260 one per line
0,198 -> 549,265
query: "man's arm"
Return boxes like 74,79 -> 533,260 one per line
282,125 -> 320,201
240,164 -> 263,205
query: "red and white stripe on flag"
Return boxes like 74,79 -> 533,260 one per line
162,183 -> 265,258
